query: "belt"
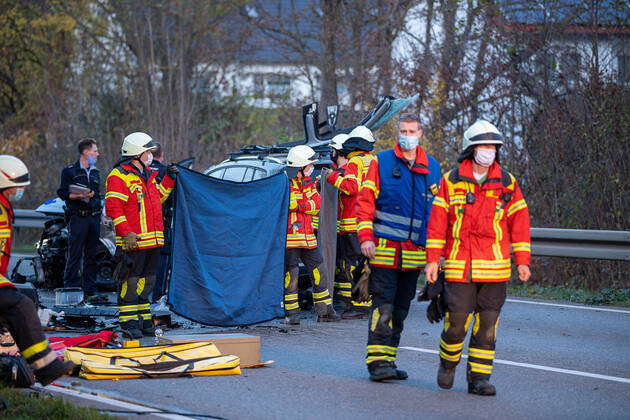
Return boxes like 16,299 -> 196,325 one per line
67,209 -> 101,217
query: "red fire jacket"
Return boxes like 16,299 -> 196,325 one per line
286,177 -> 320,249
105,162 -> 174,249
0,194 -> 16,287
426,159 -> 531,282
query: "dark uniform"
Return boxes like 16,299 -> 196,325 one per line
57,160 -> 101,295
149,158 -> 171,301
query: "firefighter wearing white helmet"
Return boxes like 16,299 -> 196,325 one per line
105,133 -> 178,338
283,145 -> 340,324
425,119 -> 531,396
0,155 -> 75,385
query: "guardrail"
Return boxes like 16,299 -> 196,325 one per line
12,210 -> 630,261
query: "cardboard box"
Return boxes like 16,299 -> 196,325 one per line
158,333 -> 261,366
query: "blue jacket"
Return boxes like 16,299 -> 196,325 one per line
374,147 -> 441,246
57,160 -> 101,211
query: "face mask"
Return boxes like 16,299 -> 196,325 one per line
474,148 -> 496,167
87,156 -> 97,166
10,188 -> 24,202
143,152 -> 153,166
303,166 -> 314,177
399,136 -> 419,150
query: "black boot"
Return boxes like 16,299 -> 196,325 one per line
391,363 -> 408,380
120,319 -> 143,339
368,361 -> 397,382
285,312 -> 300,325
35,359 -> 75,386
141,318 -> 155,336
317,306 -> 341,322
468,378 -> 496,396
437,365 -> 456,389
341,309 -> 368,320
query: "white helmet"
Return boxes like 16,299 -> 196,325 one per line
330,133 -> 350,151
349,125 -> 375,143
286,145 -> 317,168
0,155 -> 30,189
121,132 -> 157,157
462,120 -> 503,151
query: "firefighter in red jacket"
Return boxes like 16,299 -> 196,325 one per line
326,132 -> 372,318
0,155 -> 74,385
356,115 -> 441,381
425,120 -> 531,396
105,133 -> 177,338
284,145 -> 340,325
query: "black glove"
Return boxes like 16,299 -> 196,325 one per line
426,294 -> 446,324
167,163 -> 179,178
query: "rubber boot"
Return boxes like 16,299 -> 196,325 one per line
437,365 -> 456,389
391,362 -> 408,380
317,305 -> 341,322
368,361 -> 397,382
285,312 -> 300,325
141,318 -> 156,336
120,319 -> 143,339
468,378 -> 496,396
34,359 -> 75,386
341,309 -> 367,320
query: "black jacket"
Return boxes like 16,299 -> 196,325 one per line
57,160 -> 101,211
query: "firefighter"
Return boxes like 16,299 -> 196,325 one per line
57,138 -> 102,298
0,155 -> 74,385
284,145 -> 340,325
425,120 -> 531,396
105,133 -> 177,338
326,132 -> 370,319
356,114 -> 441,381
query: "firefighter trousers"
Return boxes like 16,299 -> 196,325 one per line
117,247 -> 160,329
365,267 -> 419,366
284,247 -> 332,316
438,281 -> 507,381
0,288 -> 57,372
334,233 -> 371,312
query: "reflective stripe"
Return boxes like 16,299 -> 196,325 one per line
433,196 -> 449,209
440,351 -> 461,362
112,216 -> 127,226
507,199 -> 527,217
512,242 -> 531,252
440,339 -> 464,352
313,290 -> 330,299
367,345 -> 398,355
468,361 -> 493,373
366,355 -> 396,363
373,223 -> 420,242
105,191 -> 128,202
285,302 -> 300,310
30,351 -> 57,370
375,210 -> 423,229
22,340 -> 49,359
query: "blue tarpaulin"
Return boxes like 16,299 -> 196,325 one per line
168,168 -> 288,326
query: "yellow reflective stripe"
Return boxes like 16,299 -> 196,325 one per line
439,351 -> 461,362
370,308 -> 380,332
367,345 -> 397,355
112,216 -> 127,226
118,304 -> 143,312
312,267 -> 321,286
285,302 -> 300,310
473,313 -> 480,336
119,314 -> 139,321
357,221 -> 373,231
362,180 -> 377,192
472,259 -> 511,267
440,339 -> 464,352
512,242 -> 531,252
313,290 -> 330,299
507,199 -> 527,217
22,340 -> 49,359
138,194 -> 148,233
105,191 -> 129,202
468,361 -> 493,372
492,208 -> 504,260
433,196 -> 449,210
426,239 -> 446,249
449,208 -> 464,260
468,350 -> 495,360
366,355 -> 396,363
136,277 -> 145,295
284,293 -> 298,300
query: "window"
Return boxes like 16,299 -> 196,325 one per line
267,74 -> 291,97
253,74 -> 265,97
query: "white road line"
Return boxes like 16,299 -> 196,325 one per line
505,299 -> 630,314
43,384 -> 194,419
400,347 -> 630,384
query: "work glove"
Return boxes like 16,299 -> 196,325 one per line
166,163 -> 179,178
122,232 -> 138,251
418,269 -> 446,324
351,259 -> 371,303
426,294 -> 446,324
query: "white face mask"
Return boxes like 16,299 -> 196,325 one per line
399,136 -> 419,151
474,148 -> 496,167
303,166 -> 314,177
10,188 -> 24,202
143,152 -> 153,166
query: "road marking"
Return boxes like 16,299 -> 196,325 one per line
400,347 -> 630,384
43,384 -> 194,419
505,299 -> 630,314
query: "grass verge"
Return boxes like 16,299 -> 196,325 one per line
508,284 -> 630,307
0,385 -> 112,420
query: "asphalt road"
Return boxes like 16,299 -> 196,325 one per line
52,298 -> 630,420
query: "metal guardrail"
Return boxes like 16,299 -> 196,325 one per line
12,210 -> 630,261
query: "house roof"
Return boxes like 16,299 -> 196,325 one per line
497,0 -> 629,35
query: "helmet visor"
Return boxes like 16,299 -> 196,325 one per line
469,132 -> 503,142
10,172 -> 30,184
